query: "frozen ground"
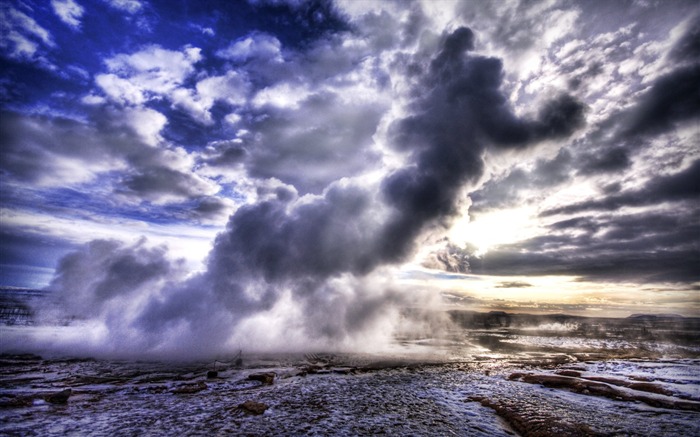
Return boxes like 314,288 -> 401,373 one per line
1,349 -> 699,435
1,296 -> 699,436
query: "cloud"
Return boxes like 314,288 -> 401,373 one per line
469,147 -> 573,213
462,199 -> 700,283
45,239 -> 177,321
97,44 -> 202,102
495,281 -> 532,289
94,44 -> 252,126
0,5 -> 54,63
51,0 -> 85,30
245,91 -> 387,194
381,27 -> 584,261
421,243 -> 471,274
0,110 -> 122,186
119,166 -> 218,204
216,32 -> 283,63
0,109 -> 217,205
170,71 -> 249,125
95,74 -> 146,105
32,26 -> 587,357
542,159 -> 700,216
669,13 -> 700,64
102,0 -> 143,14
621,64 -> 700,138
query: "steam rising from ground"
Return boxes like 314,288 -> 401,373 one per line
26,27 -> 584,359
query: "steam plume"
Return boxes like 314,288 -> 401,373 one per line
31,28 -> 584,358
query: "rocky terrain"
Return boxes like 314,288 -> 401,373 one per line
1,287 -> 699,435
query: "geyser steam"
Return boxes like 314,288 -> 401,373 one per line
30,27 -> 584,358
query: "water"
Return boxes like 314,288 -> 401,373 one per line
1,289 -> 699,435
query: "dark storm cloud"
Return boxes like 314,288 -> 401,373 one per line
470,245 -> 700,283
190,196 -> 232,221
199,139 -> 246,168
219,26 -> 583,276
578,147 -> 630,175
542,159 -> 700,216
621,64 -> 700,138
464,203 -> 700,283
120,166 -> 214,202
381,28 -> 584,260
546,248 -> 692,283
669,14 -> 700,64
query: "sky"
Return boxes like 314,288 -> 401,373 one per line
1,0 -> 699,356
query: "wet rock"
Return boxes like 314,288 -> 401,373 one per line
171,381 -> 207,394
468,395 -> 600,436
45,388 -> 72,404
238,400 -> 268,415
511,373 -> 700,412
248,372 -> 275,384
579,376 -> 673,396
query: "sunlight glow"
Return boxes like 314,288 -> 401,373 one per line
448,206 -> 539,256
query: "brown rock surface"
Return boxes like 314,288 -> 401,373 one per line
238,400 -> 268,415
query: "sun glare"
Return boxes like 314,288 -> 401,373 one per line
448,207 -> 539,256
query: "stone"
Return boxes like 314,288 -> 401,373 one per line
171,381 -> 207,394
248,372 -> 275,384
238,400 -> 268,415
45,388 -> 72,404
0,395 -> 34,408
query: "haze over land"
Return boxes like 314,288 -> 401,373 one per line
1,0 -> 699,357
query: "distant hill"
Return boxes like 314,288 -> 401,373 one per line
628,313 -> 685,319
0,286 -> 49,326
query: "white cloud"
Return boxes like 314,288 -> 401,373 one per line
197,71 -> 249,106
104,45 -> 202,95
216,32 -> 283,62
4,30 -> 39,59
121,106 -> 168,146
51,0 -> 85,30
81,94 -> 107,105
169,71 -> 250,125
95,44 -> 215,124
102,0 -> 143,13
251,82 -> 312,109
95,73 -> 146,105
224,113 -> 242,126
0,6 -> 54,61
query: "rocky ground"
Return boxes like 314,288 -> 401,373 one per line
2,290 -> 699,435
1,352 -> 698,436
